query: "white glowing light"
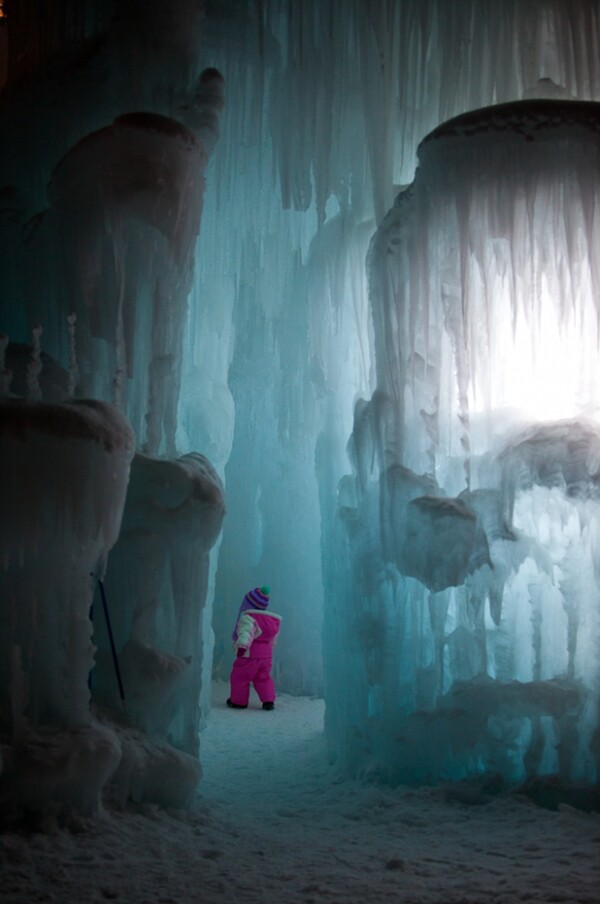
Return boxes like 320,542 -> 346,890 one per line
481,283 -> 600,424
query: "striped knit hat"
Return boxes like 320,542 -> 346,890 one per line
245,586 -> 270,609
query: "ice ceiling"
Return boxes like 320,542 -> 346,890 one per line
1,0 -> 600,816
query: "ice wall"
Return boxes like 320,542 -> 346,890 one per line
325,99 -> 600,785
193,0 -> 600,696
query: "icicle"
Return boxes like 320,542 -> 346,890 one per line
181,67 -> 225,155
9,646 -> 28,741
26,324 -> 43,401
66,312 -> 78,399
0,333 -> 12,397
110,219 -> 126,413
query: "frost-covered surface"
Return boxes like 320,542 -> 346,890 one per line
1,683 -> 599,904
324,100 -> 600,785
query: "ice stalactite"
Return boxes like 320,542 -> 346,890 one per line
326,99 -> 600,786
0,334 -> 11,397
66,312 -> 78,399
25,324 -> 43,402
180,67 -> 226,156
258,0 -> 600,220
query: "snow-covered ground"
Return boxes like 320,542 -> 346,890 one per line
1,680 -> 598,903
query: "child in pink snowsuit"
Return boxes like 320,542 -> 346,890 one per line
227,586 -> 282,711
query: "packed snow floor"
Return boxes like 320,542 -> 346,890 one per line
1,680 -> 599,903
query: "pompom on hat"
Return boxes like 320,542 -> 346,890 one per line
245,586 -> 270,609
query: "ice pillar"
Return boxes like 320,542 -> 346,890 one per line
326,99 -> 600,785
92,451 -> 225,753
0,398 -> 134,814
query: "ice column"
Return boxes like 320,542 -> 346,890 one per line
0,398 -> 134,814
92,451 -> 225,754
0,1 -> 226,812
326,99 -> 600,786
202,0 -> 600,697
23,107 -> 215,455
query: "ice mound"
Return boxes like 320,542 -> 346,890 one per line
97,716 -> 202,811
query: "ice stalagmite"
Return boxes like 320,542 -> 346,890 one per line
326,99 -> 600,786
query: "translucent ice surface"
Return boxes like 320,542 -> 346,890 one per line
324,100 -> 600,785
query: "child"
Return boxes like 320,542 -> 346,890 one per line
227,585 -> 282,711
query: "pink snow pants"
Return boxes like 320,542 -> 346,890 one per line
229,656 -> 275,706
